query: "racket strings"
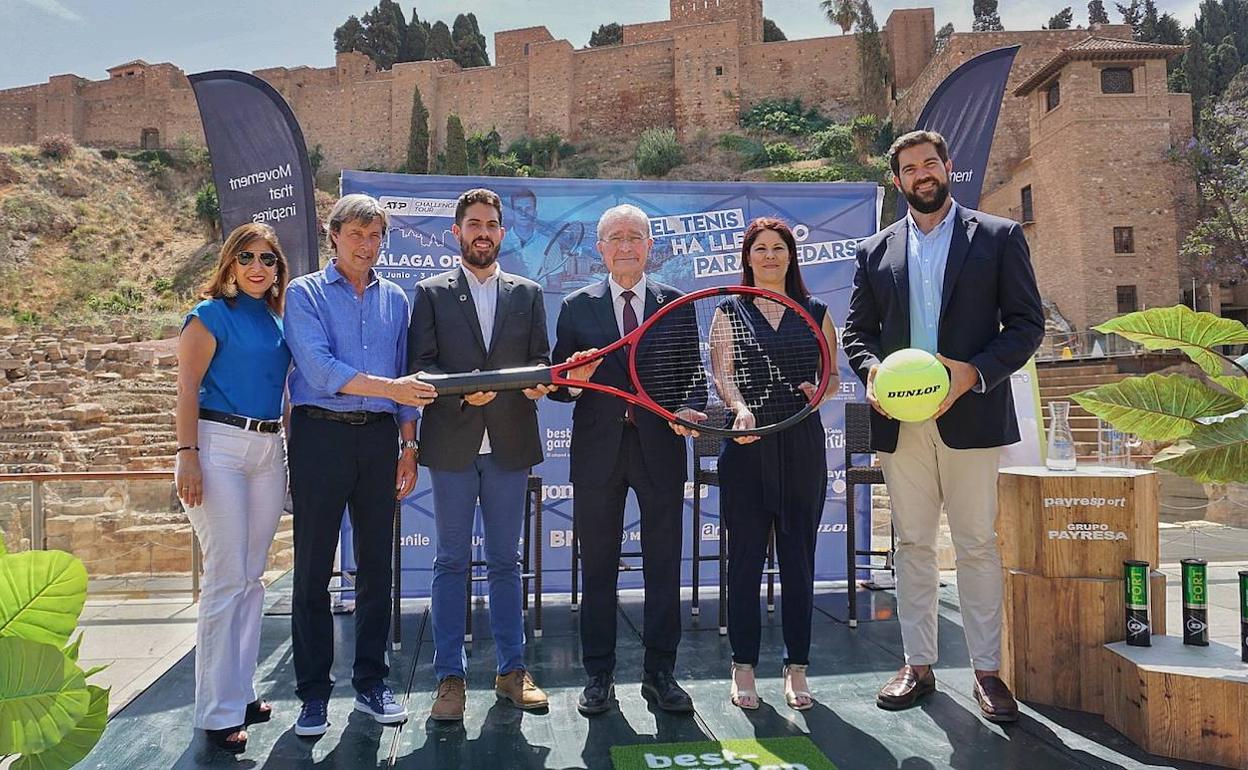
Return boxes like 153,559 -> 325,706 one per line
633,293 -> 825,432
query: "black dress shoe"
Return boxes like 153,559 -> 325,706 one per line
244,699 -> 272,725
578,672 -> 615,716
641,671 -> 693,713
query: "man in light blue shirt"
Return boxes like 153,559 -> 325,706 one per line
285,194 -> 436,737
844,130 -> 1044,724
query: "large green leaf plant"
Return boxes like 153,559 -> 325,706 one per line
0,537 -> 109,769
1072,305 -> 1248,483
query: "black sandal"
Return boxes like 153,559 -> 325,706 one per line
244,699 -> 272,725
205,725 -> 247,754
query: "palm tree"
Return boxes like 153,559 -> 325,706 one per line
821,0 -> 859,33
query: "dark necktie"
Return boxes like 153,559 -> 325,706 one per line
621,289 -> 638,424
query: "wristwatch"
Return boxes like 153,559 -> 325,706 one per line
400,439 -> 420,456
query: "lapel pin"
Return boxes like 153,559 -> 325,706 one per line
459,295 -> 468,302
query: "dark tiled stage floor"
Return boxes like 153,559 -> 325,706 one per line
81,575 -> 1224,769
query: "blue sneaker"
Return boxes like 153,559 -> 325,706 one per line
355,684 -> 407,724
294,698 -> 328,737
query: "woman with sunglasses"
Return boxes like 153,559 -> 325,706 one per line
175,223 -> 291,754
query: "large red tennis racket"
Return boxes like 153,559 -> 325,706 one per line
417,285 -> 833,437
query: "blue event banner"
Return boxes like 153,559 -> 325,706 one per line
339,171 -> 880,597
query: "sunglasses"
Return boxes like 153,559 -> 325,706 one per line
237,251 -> 278,267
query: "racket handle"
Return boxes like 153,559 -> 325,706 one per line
417,366 -> 555,397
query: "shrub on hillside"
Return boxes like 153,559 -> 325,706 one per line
740,99 -> 829,136
810,125 -> 855,162
763,142 -> 801,165
38,133 -> 75,160
481,153 -> 527,177
716,134 -> 769,169
635,128 -> 683,177
195,182 -> 220,236
770,157 -> 889,183
100,149 -> 119,161
86,284 -> 145,314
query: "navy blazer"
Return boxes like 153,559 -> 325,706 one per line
842,205 -> 1044,452
407,267 -> 550,471
549,278 -> 698,490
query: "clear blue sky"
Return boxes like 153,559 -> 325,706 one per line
0,0 -> 1199,90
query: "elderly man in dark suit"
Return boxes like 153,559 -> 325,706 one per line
843,130 -> 1044,723
408,188 -> 553,722
551,203 -> 707,717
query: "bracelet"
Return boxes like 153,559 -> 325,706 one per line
176,446 -> 199,453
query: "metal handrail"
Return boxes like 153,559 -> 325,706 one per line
1035,330 -> 1143,362
0,469 -> 202,600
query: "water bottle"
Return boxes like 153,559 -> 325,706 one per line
1046,400 -> 1077,471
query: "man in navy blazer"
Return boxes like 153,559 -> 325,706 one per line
550,203 -> 707,716
843,131 -> 1044,723
408,189 -> 553,722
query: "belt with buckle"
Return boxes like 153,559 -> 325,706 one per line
199,408 -> 281,434
294,405 -> 391,426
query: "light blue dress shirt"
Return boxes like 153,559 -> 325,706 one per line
905,200 -> 986,392
285,260 -> 419,425
906,200 -> 958,355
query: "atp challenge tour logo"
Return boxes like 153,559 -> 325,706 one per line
649,208 -> 863,280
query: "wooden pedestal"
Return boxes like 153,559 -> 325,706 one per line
1001,569 -> 1167,714
998,466 -> 1158,579
1104,637 -> 1248,769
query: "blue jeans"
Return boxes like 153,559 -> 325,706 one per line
429,453 -> 529,681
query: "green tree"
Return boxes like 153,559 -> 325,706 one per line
1088,0 -> 1110,24
1116,0 -> 1144,36
428,20 -> 454,60
1046,7 -> 1074,28
1214,34 -> 1243,93
445,114 -> 468,174
1181,29 -> 1217,112
973,0 -> 1004,31
467,127 -> 502,171
403,9 -> 429,62
1153,13 -> 1186,44
334,15 -> 366,53
451,13 -> 489,68
589,22 -> 623,47
763,17 -> 787,41
855,0 -> 891,115
406,85 -> 429,174
1171,75 -> 1248,283
821,0 -> 859,34
359,1 -> 402,69
935,22 -> 954,52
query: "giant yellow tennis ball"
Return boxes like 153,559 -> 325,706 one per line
874,349 -> 950,422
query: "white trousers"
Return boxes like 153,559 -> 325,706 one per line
182,420 -> 286,730
879,420 -> 1003,671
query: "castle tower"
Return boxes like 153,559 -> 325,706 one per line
1006,37 -> 1190,330
669,0 -> 762,45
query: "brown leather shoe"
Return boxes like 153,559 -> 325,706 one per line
495,668 -> 549,710
973,675 -> 1019,723
431,676 -> 466,721
876,665 -> 936,711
